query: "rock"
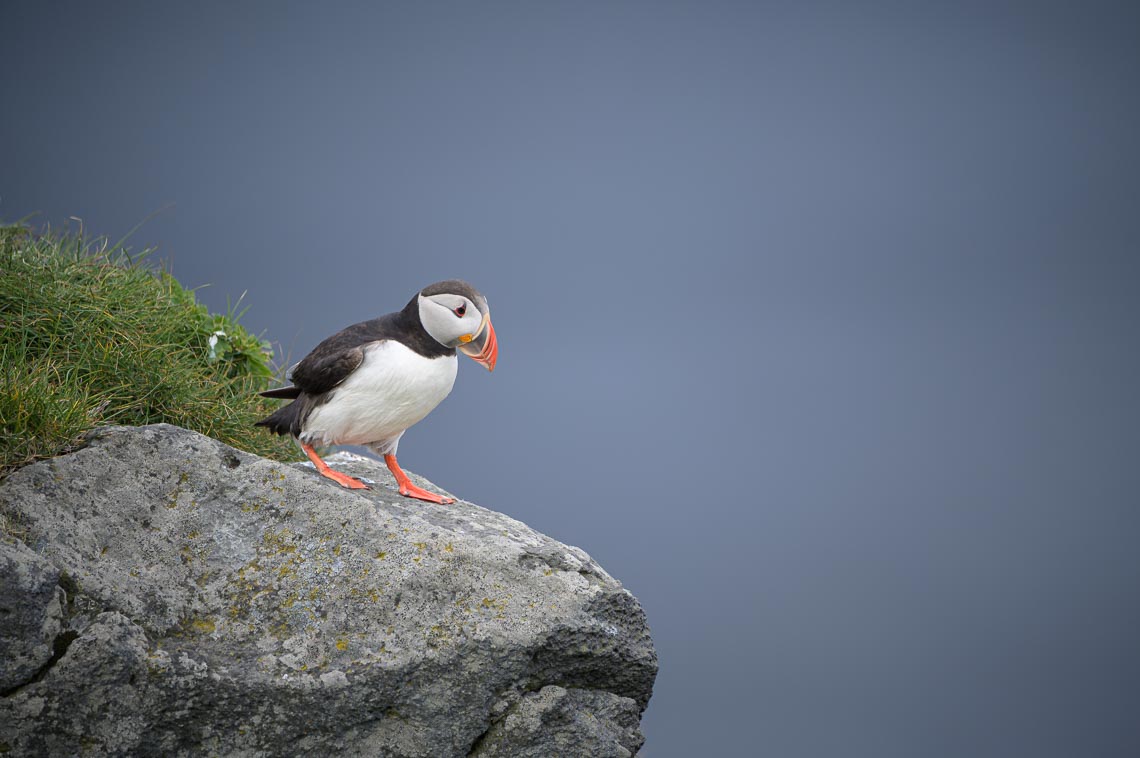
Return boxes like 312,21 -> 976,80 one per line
0,424 -> 656,757
470,685 -> 644,758
0,540 -> 65,693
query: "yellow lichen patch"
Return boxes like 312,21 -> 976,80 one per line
332,545 -> 342,556
336,638 -> 348,651
191,618 -> 216,634
412,556 -> 422,563
262,528 -> 297,553
413,542 -> 427,551
426,625 -> 453,647
374,551 -> 387,560
444,543 -> 453,553
187,530 -> 200,539
480,596 -> 508,617
368,590 -> 380,603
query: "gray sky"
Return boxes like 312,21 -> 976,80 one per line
4,1 -> 1140,755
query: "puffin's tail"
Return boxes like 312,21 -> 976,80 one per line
260,385 -> 302,399
255,397 -> 305,437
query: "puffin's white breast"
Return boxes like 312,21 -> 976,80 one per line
301,341 -> 457,446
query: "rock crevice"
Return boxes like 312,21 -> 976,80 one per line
0,627 -> 79,699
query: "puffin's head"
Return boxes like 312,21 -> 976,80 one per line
417,280 -> 498,372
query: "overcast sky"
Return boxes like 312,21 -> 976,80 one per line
4,1 -> 1140,755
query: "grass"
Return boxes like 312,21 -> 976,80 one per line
0,222 -> 299,479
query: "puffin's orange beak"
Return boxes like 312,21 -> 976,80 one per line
459,314 -> 497,372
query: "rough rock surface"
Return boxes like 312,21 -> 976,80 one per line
0,540 -> 65,693
0,424 -> 655,756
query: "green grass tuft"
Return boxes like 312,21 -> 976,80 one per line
0,222 -> 298,477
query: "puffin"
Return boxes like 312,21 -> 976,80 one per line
255,280 -> 497,504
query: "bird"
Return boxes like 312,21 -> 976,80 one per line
255,279 -> 497,504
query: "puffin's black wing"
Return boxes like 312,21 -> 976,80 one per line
288,345 -> 369,395
256,315 -> 404,435
285,318 -> 393,396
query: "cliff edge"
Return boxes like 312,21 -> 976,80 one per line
0,424 -> 656,757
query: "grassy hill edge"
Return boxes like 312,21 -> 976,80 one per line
0,223 -> 298,480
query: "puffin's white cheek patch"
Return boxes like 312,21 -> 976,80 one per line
420,294 -> 483,347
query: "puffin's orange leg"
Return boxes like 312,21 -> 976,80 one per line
384,454 -> 455,504
301,442 -> 369,489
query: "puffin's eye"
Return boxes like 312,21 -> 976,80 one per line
454,304 -> 467,317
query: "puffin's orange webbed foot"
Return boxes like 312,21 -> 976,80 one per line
301,442 -> 370,490
399,481 -> 455,505
324,469 -> 371,490
385,454 -> 455,505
